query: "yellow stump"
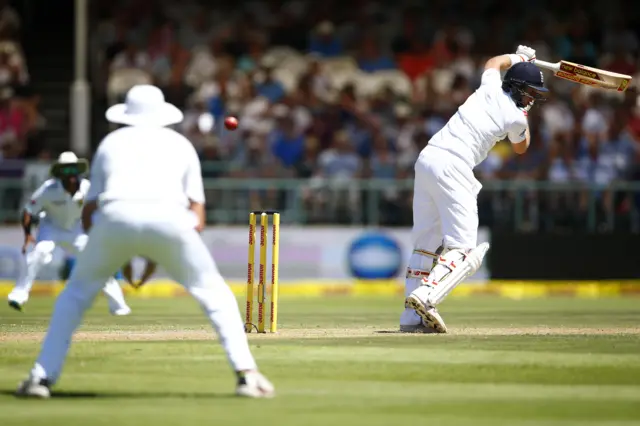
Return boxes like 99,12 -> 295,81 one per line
257,213 -> 268,333
245,213 -> 256,332
270,213 -> 280,333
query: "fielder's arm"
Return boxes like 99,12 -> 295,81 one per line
137,259 -> 157,287
122,258 -> 157,289
21,182 -> 49,253
189,200 -> 205,233
122,261 -> 135,286
83,147 -> 106,233
22,209 -> 33,237
81,200 -> 98,233
184,144 -> 206,233
20,210 -> 35,253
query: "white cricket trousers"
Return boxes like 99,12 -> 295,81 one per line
9,220 -> 128,311
30,201 -> 257,384
401,145 -> 481,326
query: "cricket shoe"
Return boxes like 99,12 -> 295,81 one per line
405,294 -> 448,333
8,299 -> 23,312
110,306 -> 132,316
236,370 -> 275,398
7,290 -> 28,312
15,377 -> 51,399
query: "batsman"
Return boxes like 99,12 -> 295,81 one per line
402,45 -> 548,333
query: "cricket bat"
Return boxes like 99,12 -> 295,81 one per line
534,59 -> 633,92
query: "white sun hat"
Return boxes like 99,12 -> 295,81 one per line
50,151 -> 89,176
105,84 -> 184,127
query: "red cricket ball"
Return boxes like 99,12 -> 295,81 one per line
224,116 -> 238,131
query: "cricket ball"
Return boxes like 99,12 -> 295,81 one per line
224,116 -> 238,131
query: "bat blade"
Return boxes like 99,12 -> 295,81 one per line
534,59 -> 633,92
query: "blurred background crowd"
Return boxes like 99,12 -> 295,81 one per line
0,0 -> 45,162
4,0 -> 640,231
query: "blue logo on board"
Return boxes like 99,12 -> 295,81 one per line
347,232 -> 402,279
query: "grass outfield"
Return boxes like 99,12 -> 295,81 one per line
0,295 -> 639,425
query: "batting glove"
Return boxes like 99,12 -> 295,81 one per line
515,45 -> 536,62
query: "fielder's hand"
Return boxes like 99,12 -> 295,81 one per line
515,45 -> 536,62
135,259 -> 157,289
22,234 -> 35,254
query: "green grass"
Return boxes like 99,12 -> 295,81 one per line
1,295 -> 640,425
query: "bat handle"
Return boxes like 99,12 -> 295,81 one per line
532,59 -> 558,72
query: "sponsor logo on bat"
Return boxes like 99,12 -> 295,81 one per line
560,63 -> 600,80
555,71 -> 600,86
617,79 -> 630,92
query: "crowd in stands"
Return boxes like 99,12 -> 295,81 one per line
90,0 -> 640,229
0,0 -> 44,162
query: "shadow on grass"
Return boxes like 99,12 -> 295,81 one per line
0,389 -> 235,399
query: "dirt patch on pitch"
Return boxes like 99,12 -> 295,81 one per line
1,326 -> 639,342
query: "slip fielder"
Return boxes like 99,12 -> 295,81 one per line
401,45 -> 548,333
7,152 -> 130,315
16,85 -> 274,399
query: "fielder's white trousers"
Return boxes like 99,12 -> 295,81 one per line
401,145 -> 481,326
8,220 -> 128,312
30,202 -> 257,384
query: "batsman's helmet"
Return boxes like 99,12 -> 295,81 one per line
502,62 -> 549,110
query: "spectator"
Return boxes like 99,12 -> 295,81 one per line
396,36 -> 434,81
229,132 -> 274,179
294,136 -> 320,178
237,32 -> 267,73
0,88 -> 26,156
600,46 -> 637,77
178,12 -> 214,51
199,138 -> 224,179
308,21 -> 343,58
546,136 -> 577,183
317,130 -> 362,179
0,42 -> 20,89
110,42 -> 150,73
449,42 -> 476,83
0,0 -> 20,39
356,35 -> 396,73
307,131 -> 362,222
254,57 -> 285,104
386,103 -> 416,158
297,54 -> 331,104
184,36 -> 226,89
368,131 -> 397,180
271,112 -> 305,169
541,91 -> 575,143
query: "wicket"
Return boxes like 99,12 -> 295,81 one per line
245,210 -> 280,333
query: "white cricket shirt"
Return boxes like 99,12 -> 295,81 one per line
25,178 -> 91,230
86,126 -> 205,208
427,68 -> 529,168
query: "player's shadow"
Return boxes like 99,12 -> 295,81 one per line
1,389 -> 235,399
